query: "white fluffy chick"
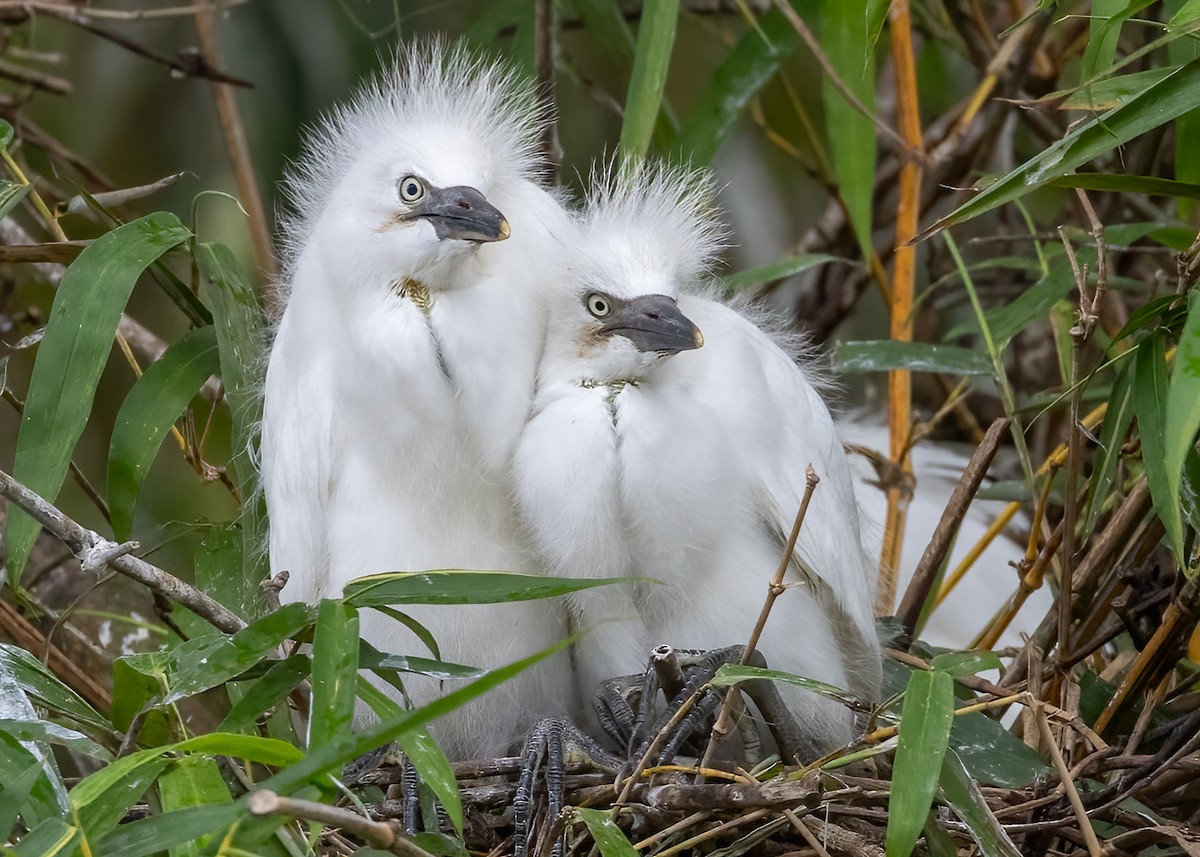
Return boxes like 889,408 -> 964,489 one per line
262,42 -> 573,758
513,166 -> 881,756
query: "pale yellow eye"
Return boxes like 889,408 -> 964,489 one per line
586,293 -> 612,318
398,175 -> 425,203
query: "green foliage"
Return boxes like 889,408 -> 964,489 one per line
3,1 -> 1200,853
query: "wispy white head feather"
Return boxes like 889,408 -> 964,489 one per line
539,162 -> 726,384
274,40 -> 550,312
579,161 -> 728,298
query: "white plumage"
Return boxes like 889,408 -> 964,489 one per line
262,43 -> 574,758
841,423 -> 1050,650
513,167 -> 881,754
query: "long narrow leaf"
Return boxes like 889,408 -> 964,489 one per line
836,340 -> 992,375
820,0 -> 876,262
196,243 -> 268,614
939,749 -> 1023,857
1165,289 -> 1200,574
107,325 -> 220,540
309,599 -> 360,748
886,669 -> 954,857
677,7 -> 800,164
342,570 -> 636,607
617,0 -> 679,164
1133,336 -> 1185,563
357,679 -> 463,834
920,57 -> 1200,239
6,213 -> 191,584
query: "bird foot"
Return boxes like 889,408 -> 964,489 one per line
513,717 -> 623,857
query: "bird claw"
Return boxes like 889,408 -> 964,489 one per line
603,644 -> 818,774
514,717 -> 622,857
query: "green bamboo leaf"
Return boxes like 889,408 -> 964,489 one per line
710,664 -> 858,708
835,340 -> 992,376
677,7 -> 800,164
722,253 -> 839,291
218,655 -> 310,733
357,679 -> 463,834
1133,335 -> 1186,563
93,804 -> 242,857
195,524 -> 252,629
71,748 -> 173,837
154,602 -> 316,706
196,243 -> 268,615
107,325 -> 220,540
360,644 -> 482,679
945,254 -> 1092,347
309,599 -> 360,748
11,817 -> 78,857
574,0 -> 634,68
617,0 -> 679,164
157,756 -> 232,857
928,651 -> 1002,677
1081,0 -> 1152,85
258,635 -> 575,796
574,807 -> 640,857
1165,290 -> 1200,575
1046,172 -> 1200,198
0,117 -> 13,149
939,749 -> 1023,857
343,570 -> 634,607
820,0 -> 876,263
5,213 -> 191,585
0,181 -> 30,221
1056,67 -> 1174,110
0,732 -> 66,833
0,644 -> 107,732
886,669 -> 954,857
171,732 -> 304,766
1083,357 -> 1135,535
0,759 -> 45,841
0,719 -> 112,762
1168,0 -> 1200,220
920,57 -> 1200,240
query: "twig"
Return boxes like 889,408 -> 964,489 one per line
0,0 -> 252,19
698,466 -> 820,772
877,0 -> 925,615
1033,702 -> 1103,857
0,468 -> 246,633
533,0 -> 561,178
1057,191 -> 1107,660
248,790 -> 435,857
897,417 -> 1009,639
28,5 -> 253,87
769,0 -> 913,159
193,8 -> 278,286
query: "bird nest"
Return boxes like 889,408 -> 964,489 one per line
336,641 -> 1200,857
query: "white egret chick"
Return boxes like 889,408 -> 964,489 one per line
262,42 -> 573,758
513,166 -> 881,757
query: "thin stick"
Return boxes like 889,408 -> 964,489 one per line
784,810 -> 833,857
1033,702 -> 1102,857
769,0 -> 913,158
248,790 -> 435,857
878,0 -> 925,614
897,418 -> 1008,638
193,8 -> 278,287
0,468 -> 245,633
533,0 -> 561,177
698,466 -> 820,772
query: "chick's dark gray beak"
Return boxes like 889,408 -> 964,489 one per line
601,294 -> 704,354
413,185 -> 511,243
